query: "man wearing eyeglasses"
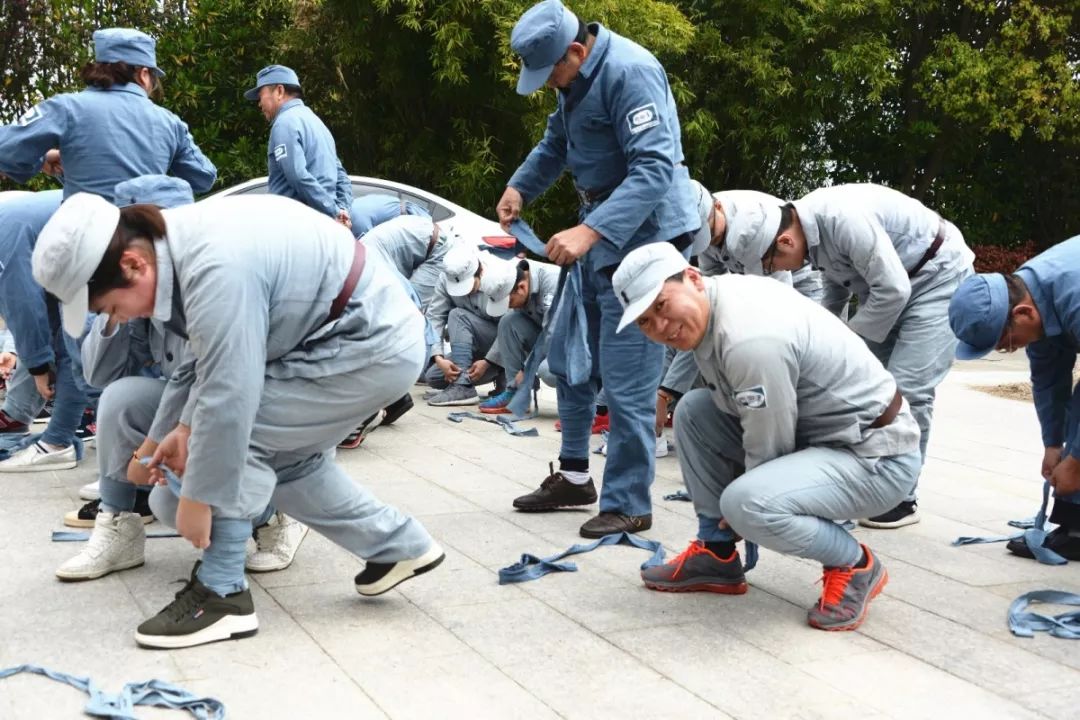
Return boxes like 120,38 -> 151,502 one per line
948,239 -> 1080,561
723,183 -> 974,529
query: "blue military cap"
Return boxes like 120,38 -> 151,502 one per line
93,28 -> 164,78
113,175 -> 194,210
511,0 -> 580,95
244,65 -> 301,101
949,273 -> 1009,360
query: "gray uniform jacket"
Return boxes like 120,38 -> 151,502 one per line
362,214 -> 450,277
143,196 -> 422,512
82,314 -> 191,388
424,273 -> 500,360
693,275 -> 921,472
793,183 -> 974,343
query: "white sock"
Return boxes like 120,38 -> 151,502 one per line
561,469 -> 591,485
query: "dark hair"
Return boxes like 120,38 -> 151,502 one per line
516,259 -> 530,285
574,19 -> 589,44
665,270 -> 687,283
776,203 -> 796,236
281,84 -> 303,99
1004,273 -> 1029,312
81,60 -> 139,89
88,205 -> 165,300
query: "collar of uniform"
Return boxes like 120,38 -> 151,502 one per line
277,98 -> 304,117
791,199 -> 821,266
1015,265 -> 1063,338
93,82 -> 148,99
578,23 -> 609,80
152,238 -> 174,324
695,276 -> 720,362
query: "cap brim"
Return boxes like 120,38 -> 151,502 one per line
486,294 -> 511,317
517,65 -> 554,95
152,67 -> 165,78
954,340 -> 995,361
243,86 -> 260,101
616,282 -> 663,334
60,287 -> 90,339
446,277 -> 475,297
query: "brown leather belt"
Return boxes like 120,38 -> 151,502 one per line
907,217 -> 946,278
325,241 -> 366,326
869,389 -> 903,429
426,222 -> 440,259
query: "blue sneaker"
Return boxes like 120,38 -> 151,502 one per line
479,388 -> 516,415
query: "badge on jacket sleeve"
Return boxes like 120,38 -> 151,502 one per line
626,103 -> 660,135
273,144 -> 288,161
18,106 -> 44,127
733,385 -> 767,409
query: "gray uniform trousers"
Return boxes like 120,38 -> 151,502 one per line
496,311 -> 557,387
151,336 -> 433,564
675,389 -> 921,567
861,266 -> 972,500
424,307 -> 501,389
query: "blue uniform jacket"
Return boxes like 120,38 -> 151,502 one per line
267,99 -> 353,218
507,24 -> 697,270
350,194 -> 431,237
0,191 -> 63,369
1017,237 -> 1080,457
0,85 -> 216,201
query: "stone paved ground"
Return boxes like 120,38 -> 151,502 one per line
1,354 -> 1079,719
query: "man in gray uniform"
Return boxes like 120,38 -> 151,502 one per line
423,245 -> 505,406
724,183 -> 973,528
476,256 -> 561,414
362,214 -> 457,309
612,242 -> 921,631
33,192 -> 443,649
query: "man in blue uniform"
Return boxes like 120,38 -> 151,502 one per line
351,193 -> 432,237
949,239 -> 1080,560
497,0 -> 699,538
245,65 -> 353,228
0,28 -> 216,201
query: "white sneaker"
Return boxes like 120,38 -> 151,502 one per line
0,441 -> 76,473
655,434 -> 670,459
78,480 -> 101,501
56,512 -> 146,581
245,513 -> 309,572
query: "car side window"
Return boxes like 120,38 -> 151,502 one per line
352,183 -> 454,222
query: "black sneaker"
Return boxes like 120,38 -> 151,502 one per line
64,492 -> 155,528
75,409 -> 96,445
381,394 -> 414,426
1007,526 -> 1080,561
858,500 -> 920,529
355,543 -> 445,596
135,564 -> 258,649
338,410 -> 383,449
31,400 -> 53,426
512,463 -> 598,512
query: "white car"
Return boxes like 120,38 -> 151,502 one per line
205,176 -> 517,256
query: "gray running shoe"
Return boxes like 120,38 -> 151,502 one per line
641,540 -> 747,594
426,384 -> 479,406
807,544 -> 887,631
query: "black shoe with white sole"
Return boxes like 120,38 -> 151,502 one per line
135,564 -> 258,649
354,544 -> 445,596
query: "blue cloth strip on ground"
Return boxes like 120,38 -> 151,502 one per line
0,664 -> 226,719
663,489 -> 692,502
498,531 -> 665,584
952,480 -> 1067,565
1007,590 -> 1080,639
446,411 -> 538,437
52,530 -> 180,542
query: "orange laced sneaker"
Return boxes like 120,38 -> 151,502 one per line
640,540 -> 747,594
807,544 -> 888,631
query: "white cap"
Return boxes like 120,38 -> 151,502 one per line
688,180 -> 715,257
443,244 -> 481,296
31,193 -> 120,338
722,198 -> 783,276
612,243 -> 690,333
479,258 -> 519,316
